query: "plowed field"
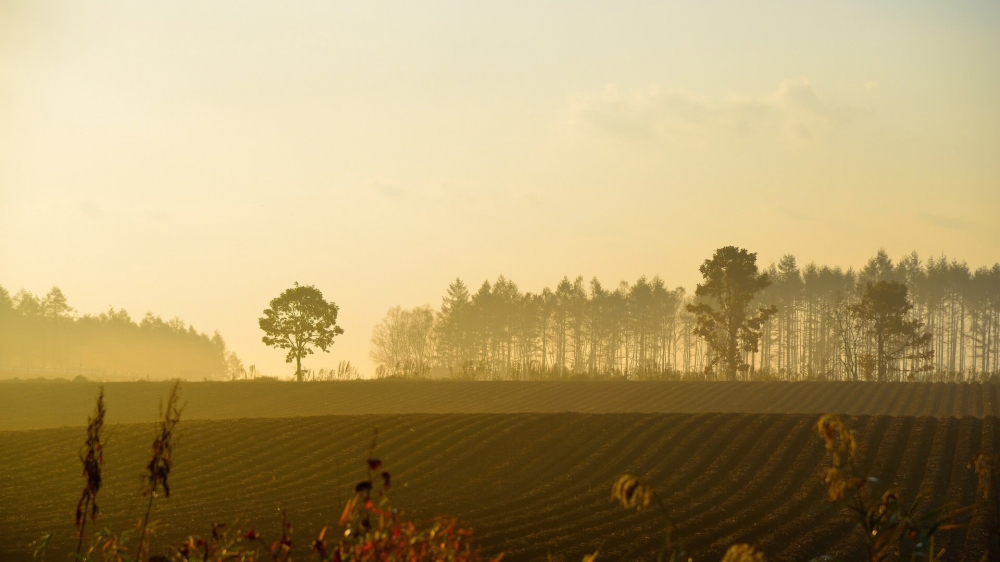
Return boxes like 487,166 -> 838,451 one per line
1,413 -> 997,561
2,380 -> 999,430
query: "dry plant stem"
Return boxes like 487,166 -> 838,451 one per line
136,493 -> 155,561
611,475 -> 684,562
74,504 -> 85,557
32,533 -> 53,562
652,494 -> 682,562
136,381 -> 183,561
75,498 -> 90,558
76,386 -> 106,558
618,494 -> 682,562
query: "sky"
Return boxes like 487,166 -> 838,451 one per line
2,1 -> 999,378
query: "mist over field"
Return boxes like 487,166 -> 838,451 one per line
2,1 -> 999,561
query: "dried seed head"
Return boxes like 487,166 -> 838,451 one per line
816,414 -> 857,467
721,544 -> 766,562
611,474 -> 653,510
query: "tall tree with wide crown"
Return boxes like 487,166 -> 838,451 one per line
687,246 -> 777,380
259,283 -> 344,381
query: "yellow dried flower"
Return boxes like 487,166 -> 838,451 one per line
720,543 -> 766,562
611,474 -> 653,511
816,414 -> 857,467
821,467 -> 849,502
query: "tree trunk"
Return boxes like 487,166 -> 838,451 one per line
877,332 -> 886,382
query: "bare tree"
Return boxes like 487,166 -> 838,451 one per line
370,306 -> 436,378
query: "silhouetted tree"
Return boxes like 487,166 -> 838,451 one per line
373,249 -> 999,382
43,287 -> 74,318
259,283 -> 344,381
850,281 -> 933,381
687,246 -> 777,380
435,279 -> 472,376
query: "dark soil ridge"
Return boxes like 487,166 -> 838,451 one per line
2,380 -> 998,431
0,413 -> 996,561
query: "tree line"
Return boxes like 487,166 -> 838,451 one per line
370,249 -> 1000,381
0,285 -> 238,380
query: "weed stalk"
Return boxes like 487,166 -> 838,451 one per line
611,473 -> 687,562
136,381 -> 183,561
75,386 -> 106,557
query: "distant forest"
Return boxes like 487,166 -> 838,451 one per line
0,286 -> 234,380
371,251 -> 1000,381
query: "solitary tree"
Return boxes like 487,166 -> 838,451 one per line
850,280 -> 932,381
687,246 -> 777,380
259,283 -> 344,381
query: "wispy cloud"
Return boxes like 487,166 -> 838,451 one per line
372,182 -> 405,199
921,212 -> 967,230
75,199 -> 105,220
775,205 -> 812,221
371,181 -> 481,207
571,79 -> 841,146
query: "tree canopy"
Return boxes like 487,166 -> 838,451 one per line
849,280 -> 933,381
367,250 -> 1000,382
687,246 -> 777,380
259,283 -> 344,381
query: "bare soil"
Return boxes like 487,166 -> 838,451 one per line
1,412 -> 995,562
2,380 -> 998,431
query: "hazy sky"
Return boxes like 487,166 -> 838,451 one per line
2,1 -> 998,377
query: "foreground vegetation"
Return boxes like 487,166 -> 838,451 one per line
5,384 -> 998,561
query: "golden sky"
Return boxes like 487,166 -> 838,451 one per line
2,1 -> 998,377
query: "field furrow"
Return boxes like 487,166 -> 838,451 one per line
2,412 -> 996,562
